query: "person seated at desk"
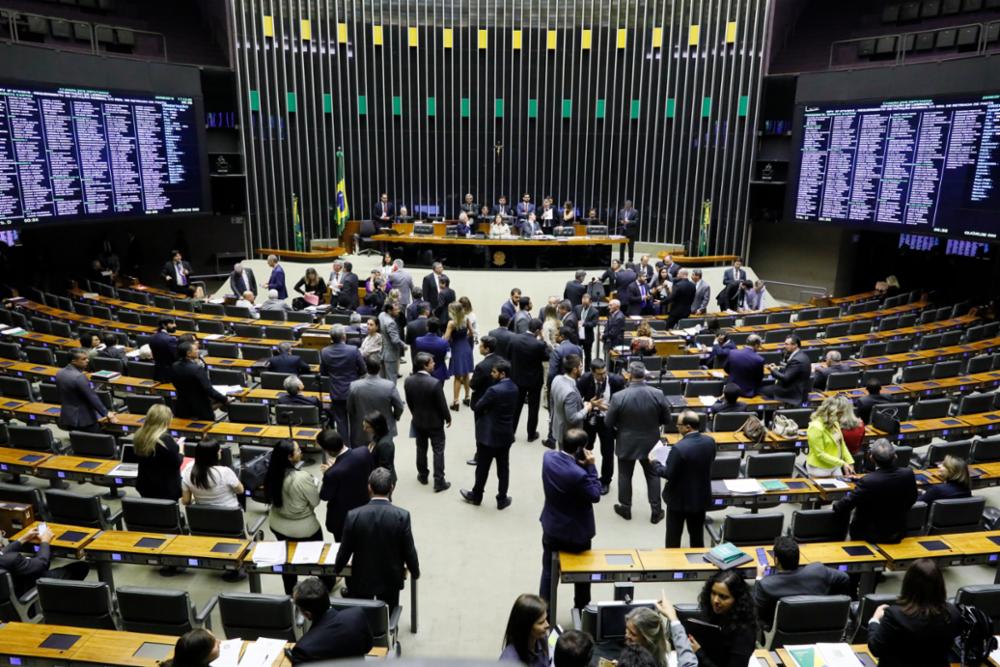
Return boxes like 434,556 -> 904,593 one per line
0,524 -> 90,597
520,212 -> 543,237
618,593 -> 698,667
182,440 -> 243,510
278,374 -> 323,413
690,569 -> 758,667
811,350 -> 850,391
582,207 -> 600,224
837,396 -> 866,456
79,332 -> 103,360
290,577 -> 373,664
760,335 -> 811,406
235,290 -> 259,319
702,330 -> 736,369
714,383 -> 748,414
490,214 -> 512,239
455,211 -> 473,237
265,440 -> 324,595
805,396 -> 855,478
918,455 -> 971,506
630,320 -> 656,355
553,630 -> 594,667
855,379 -> 892,424
134,404 -> 183,501
478,204 -> 493,226
752,536 -> 852,631
292,268 -> 326,310
395,205 -> 411,222
162,628 -> 219,667
867,559 -> 962,667
561,200 -> 576,224
260,288 -> 292,313
268,342 -> 311,375
833,438 -> 917,544
500,593 -> 550,666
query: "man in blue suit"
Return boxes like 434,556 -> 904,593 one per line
516,193 -> 535,220
500,288 -> 521,321
414,318 -> 450,382
319,325 -> 367,441
539,428 -> 602,613
461,359 -> 518,509
267,342 -> 311,375
149,319 -> 178,383
723,334 -> 765,397
722,257 -> 748,288
266,254 -> 288,299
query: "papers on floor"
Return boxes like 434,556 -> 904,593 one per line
723,479 -> 765,495
784,643 -> 862,667
649,443 -> 671,467
210,638 -> 242,667
290,541 -> 326,564
698,395 -> 718,407
251,541 -> 287,566
236,637 -> 286,667
213,385 -> 245,396
815,479 -> 851,490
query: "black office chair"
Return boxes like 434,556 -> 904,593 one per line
940,330 -> 963,346
768,595 -> 851,649
197,320 -> 227,335
330,597 -> 401,656
711,455 -> 742,480
873,402 -> 910,421
658,380 -> 683,397
0,341 -> 22,361
275,404 -> 321,426
958,393 -> 996,415
847,321 -> 871,336
125,394 -> 167,415
931,360 -> 962,379
665,355 -> 700,371
259,310 -> 287,322
0,376 -> 34,401
291,348 -> 321,366
22,346 -> 55,365
233,323 -> 264,338
709,512 -> 783,546
185,505 -> 266,541
910,398 -> 951,420
684,380 -> 724,398
955,585 -> 1000,633
8,425 -> 66,454
916,439 -> 973,468
68,431 -> 117,459
205,342 -> 240,359
0,482 -> 48,520
966,355 -> 995,375
354,220 -> 381,257
286,311 -> 314,323
824,323 -> 849,338
89,356 -> 125,374
972,435 -> 1000,463
926,497 -> 985,534
712,412 -> 755,432
43,489 -> 122,529
764,329 -> 791,344
885,337 -> 914,354
877,316 -> 899,332
743,314 -> 768,326
126,361 -> 156,379
266,327 -> 296,342
218,593 -> 299,640
209,368 -> 247,387
260,372 -> 293,390
906,501 -> 929,537
0,571 -> 41,623
859,342 -> 887,358
37,579 -> 118,630
901,364 -> 934,382
744,452 -> 796,478
860,368 -> 895,387
117,587 -> 217,635
122,498 -> 186,534
849,593 -> 897,643
826,372 -> 861,390
789,509 -> 849,543
240,345 -> 274,361
227,401 -> 270,424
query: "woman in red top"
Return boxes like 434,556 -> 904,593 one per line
835,394 -> 866,455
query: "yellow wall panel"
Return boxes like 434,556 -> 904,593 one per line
651,27 -> 662,48
262,15 -> 274,38
581,29 -> 592,49
688,24 -> 700,46
408,26 -> 419,47
547,30 -> 557,50
616,28 -> 627,48
443,28 -> 453,48
337,22 -> 348,44
300,19 -> 311,41
478,29 -> 489,49
512,29 -> 522,50
372,25 -> 384,46
726,21 -> 738,43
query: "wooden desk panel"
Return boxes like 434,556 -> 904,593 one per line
0,447 -> 51,473
71,629 -> 177,666
372,232 -> 628,247
877,536 -> 964,569
798,542 -> 887,570
960,410 -> 1000,430
942,531 -> 1000,563
0,621 -> 91,661
37,455 -> 118,478
638,548 -> 762,582
159,535 -> 249,562
728,301 -> 927,334
11,521 -> 100,554
86,531 -> 177,557
559,549 -> 643,582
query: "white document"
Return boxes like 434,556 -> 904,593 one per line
237,637 -> 286,667
710,370 -> 726,379
109,463 -> 138,478
212,385 -> 244,396
815,643 -> 863,666
210,639 -> 242,667
290,541 -> 326,564
816,479 -> 850,490
698,395 -> 718,407
723,479 -> 765,495
322,542 -> 341,565
649,443 -> 672,467
989,637 -> 1000,666
251,541 -> 287,566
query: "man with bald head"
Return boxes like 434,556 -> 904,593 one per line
601,299 -> 625,356
664,268 -> 695,328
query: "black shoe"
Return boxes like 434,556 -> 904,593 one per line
460,489 -> 482,505
417,475 -> 429,485
497,496 -> 513,510
462,398 -> 471,406
650,510 -> 665,525
466,458 -> 478,466
614,504 -> 632,520
450,402 -> 460,412
542,438 -> 556,449
434,481 -> 451,493
527,432 -> 540,442
600,483 -> 610,496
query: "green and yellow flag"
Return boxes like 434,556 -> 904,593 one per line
292,193 -> 304,251
698,199 -> 712,256
334,149 -> 350,236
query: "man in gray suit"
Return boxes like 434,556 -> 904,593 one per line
511,297 -> 533,334
722,257 -> 747,288
691,269 -> 711,315
549,355 -> 592,447
388,259 -> 414,306
229,262 -> 257,298
378,302 -> 405,382
260,289 -> 291,312
346,356 -> 405,448
56,349 -> 116,433
605,362 -> 671,523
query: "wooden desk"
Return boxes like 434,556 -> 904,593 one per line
709,478 -> 822,510
959,409 -> 1000,433
728,301 -> 926,334
876,535 -> 964,570
11,521 -> 101,558
775,644 -> 877,667
158,534 -> 249,569
941,530 -> 1000,583
799,541 -> 886,595
206,422 -> 323,446
557,549 -> 644,584
257,246 -> 346,262
36,455 -> 120,485
637,548 -> 762,582
0,446 -> 51,475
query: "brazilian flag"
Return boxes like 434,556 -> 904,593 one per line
292,193 -> 304,251
698,199 -> 712,256
334,149 -> 350,236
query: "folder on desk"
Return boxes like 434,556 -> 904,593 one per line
760,479 -> 789,491
703,542 -> 752,570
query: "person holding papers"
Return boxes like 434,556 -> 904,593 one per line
649,409 -> 716,548
265,440 -> 326,595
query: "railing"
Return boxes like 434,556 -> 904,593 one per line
828,19 -> 998,70
0,10 -> 167,62
761,279 -> 829,304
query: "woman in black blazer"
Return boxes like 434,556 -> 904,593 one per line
362,411 -> 396,486
868,558 -> 962,667
133,404 -> 183,500
690,569 -> 758,667
918,455 -> 972,506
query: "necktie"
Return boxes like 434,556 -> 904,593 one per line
177,263 -> 186,286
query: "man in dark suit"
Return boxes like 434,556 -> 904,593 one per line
500,288 -> 521,321
714,383 -> 749,414
97,333 -> 128,364
722,257 -> 748,288
338,261 -> 360,310
539,428 -> 601,612
723,335 -> 765,397
462,359 -> 518,509
516,193 -> 535,220
664,269 -> 696,328
622,278 -> 642,316
547,327 -> 583,389
267,342 -> 311,375
160,250 -> 193,295
761,335 -> 813,406
833,439 -> 917,544
435,276 -> 456,322
650,409 -> 715,547
458,192 -> 478,217
371,192 -> 394,225
577,358 -> 626,494
265,254 -> 288,300
563,271 -> 587,308
615,264 -> 637,294
405,303 -> 431,362
636,254 -> 655,283
334,468 -> 420,609
490,314 -> 515,359
509,319 -> 549,443
413,318 -> 450,383
403,353 -> 452,491
752,536 -> 852,630
574,293 -> 599,369
470,336 -> 503,406
421,262 -> 445,309
855,379 -> 892,423
319,325 -> 367,441
599,260 -> 621,294
149,319 -> 178,382
511,297 -> 534,334
811,350 -> 851,391
171,340 -> 228,420
0,524 -> 89,597
606,362 -> 671,523
318,429 -> 373,540
290,578 -> 372,664
405,288 -> 428,322
601,299 -> 626,356
277,375 -> 323,414
229,262 -> 257,298
617,200 -> 639,263
55,349 -> 115,433
494,195 -> 512,218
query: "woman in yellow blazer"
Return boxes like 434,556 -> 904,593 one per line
806,397 -> 855,477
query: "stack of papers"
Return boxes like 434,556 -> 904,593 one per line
212,385 -> 245,396
0,327 -> 26,335
784,643 -> 862,667
202,333 -> 226,340
251,541 -> 287,566
698,395 -> 718,407
649,443 -> 671,467
290,541 -> 325,564
210,639 -> 242,667
815,479 -> 850,490
323,543 -> 341,565
723,479 -> 765,495
236,637 -> 286,667
109,463 -> 138,478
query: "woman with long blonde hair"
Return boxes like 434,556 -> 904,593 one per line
835,394 -> 866,455
444,301 -> 474,410
134,403 -> 183,500
806,396 -> 855,477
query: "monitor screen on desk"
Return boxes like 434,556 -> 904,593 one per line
596,601 -> 656,641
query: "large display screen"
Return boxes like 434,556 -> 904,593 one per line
790,93 -> 1000,241
0,82 -> 204,227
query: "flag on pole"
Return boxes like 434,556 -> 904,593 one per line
698,199 -> 712,256
334,149 -> 350,236
292,193 -> 304,251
